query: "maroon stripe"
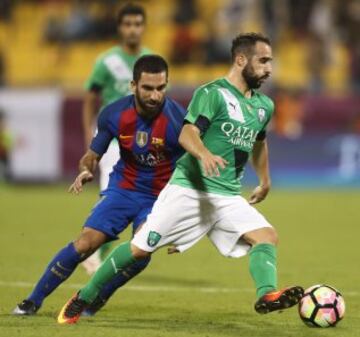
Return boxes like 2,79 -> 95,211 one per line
150,113 -> 172,195
118,108 -> 138,190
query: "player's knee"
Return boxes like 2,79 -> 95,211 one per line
131,243 -> 151,260
74,229 -> 106,255
73,236 -> 96,255
265,227 -> 279,246
243,227 -> 279,246
256,227 -> 278,246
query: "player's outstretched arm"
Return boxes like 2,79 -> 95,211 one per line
68,149 -> 101,194
249,140 -> 271,204
179,124 -> 228,177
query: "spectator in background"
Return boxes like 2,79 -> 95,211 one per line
44,0 -> 94,43
336,0 -> 360,92
0,0 -> 14,23
0,109 -> 12,181
205,0 -> 256,64
260,0 -> 289,43
287,0 -> 316,35
306,0 -> 336,93
170,0 -> 199,64
274,88 -> 304,139
92,3 -> 117,40
62,0 -> 93,42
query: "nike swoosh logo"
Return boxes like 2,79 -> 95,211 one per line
119,135 -> 134,139
56,262 -> 72,272
266,261 -> 276,269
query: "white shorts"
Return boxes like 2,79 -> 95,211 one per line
99,140 -> 120,191
132,184 -> 272,258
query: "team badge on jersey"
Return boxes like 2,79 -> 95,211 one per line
151,137 -> 164,147
136,131 -> 148,148
147,231 -> 162,247
257,108 -> 266,123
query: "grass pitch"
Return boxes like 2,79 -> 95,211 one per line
0,184 -> 359,337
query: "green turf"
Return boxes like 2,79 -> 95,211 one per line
0,184 -> 359,337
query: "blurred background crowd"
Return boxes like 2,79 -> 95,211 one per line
0,0 -> 359,186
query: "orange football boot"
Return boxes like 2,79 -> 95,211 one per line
57,293 -> 88,324
255,286 -> 304,314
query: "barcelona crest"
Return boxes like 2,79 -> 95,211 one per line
136,131 -> 148,148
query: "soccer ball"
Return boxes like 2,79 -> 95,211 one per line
298,284 -> 345,327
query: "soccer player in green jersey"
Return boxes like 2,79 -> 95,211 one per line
82,3 -> 151,274
58,33 -> 304,324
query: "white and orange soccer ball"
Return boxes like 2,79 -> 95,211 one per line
298,284 -> 345,327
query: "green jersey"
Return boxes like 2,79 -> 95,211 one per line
85,46 -> 151,107
170,78 -> 274,196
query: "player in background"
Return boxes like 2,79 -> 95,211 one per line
13,55 -> 186,316
58,33 -> 304,324
82,3 -> 151,274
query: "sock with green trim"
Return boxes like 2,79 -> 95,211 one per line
249,243 -> 277,298
79,241 -> 136,303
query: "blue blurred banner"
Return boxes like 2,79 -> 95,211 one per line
245,133 -> 360,188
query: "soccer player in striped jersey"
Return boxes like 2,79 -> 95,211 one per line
13,55 -> 186,316
82,3 -> 151,274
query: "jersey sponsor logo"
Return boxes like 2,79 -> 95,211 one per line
147,231 -> 162,247
119,134 -> 134,140
134,151 -> 166,167
136,131 -> 148,148
218,88 -> 245,123
221,122 -> 259,150
257,108 -> 266,123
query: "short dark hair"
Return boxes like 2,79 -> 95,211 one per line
231,33 -> 271,62
133,55 -> 168,82
117,3 -> 146,25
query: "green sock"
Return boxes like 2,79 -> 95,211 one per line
79,241 -> 136,303
99,241 -> 112,260
249,243 -> 277,298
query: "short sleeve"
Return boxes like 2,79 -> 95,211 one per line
84,57 -> 108,92
185,87 -> 221,124
90,106 -> 114,155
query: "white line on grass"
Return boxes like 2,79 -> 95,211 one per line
0,281 -> 358,297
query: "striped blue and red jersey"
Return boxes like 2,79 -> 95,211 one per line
90,95 -> 186,196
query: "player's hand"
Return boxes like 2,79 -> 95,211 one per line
199,150 -> 228,177
68,170 -> 94,194
167,245 -> 179,254
248,184 -> 270,204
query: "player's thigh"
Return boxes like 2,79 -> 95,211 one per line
132,184 -> 216,253
208,194 -> 273,258
83,190 -> 140,241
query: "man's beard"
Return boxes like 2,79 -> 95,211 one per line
242,64 -> 268,89
136,93 -> 164,118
